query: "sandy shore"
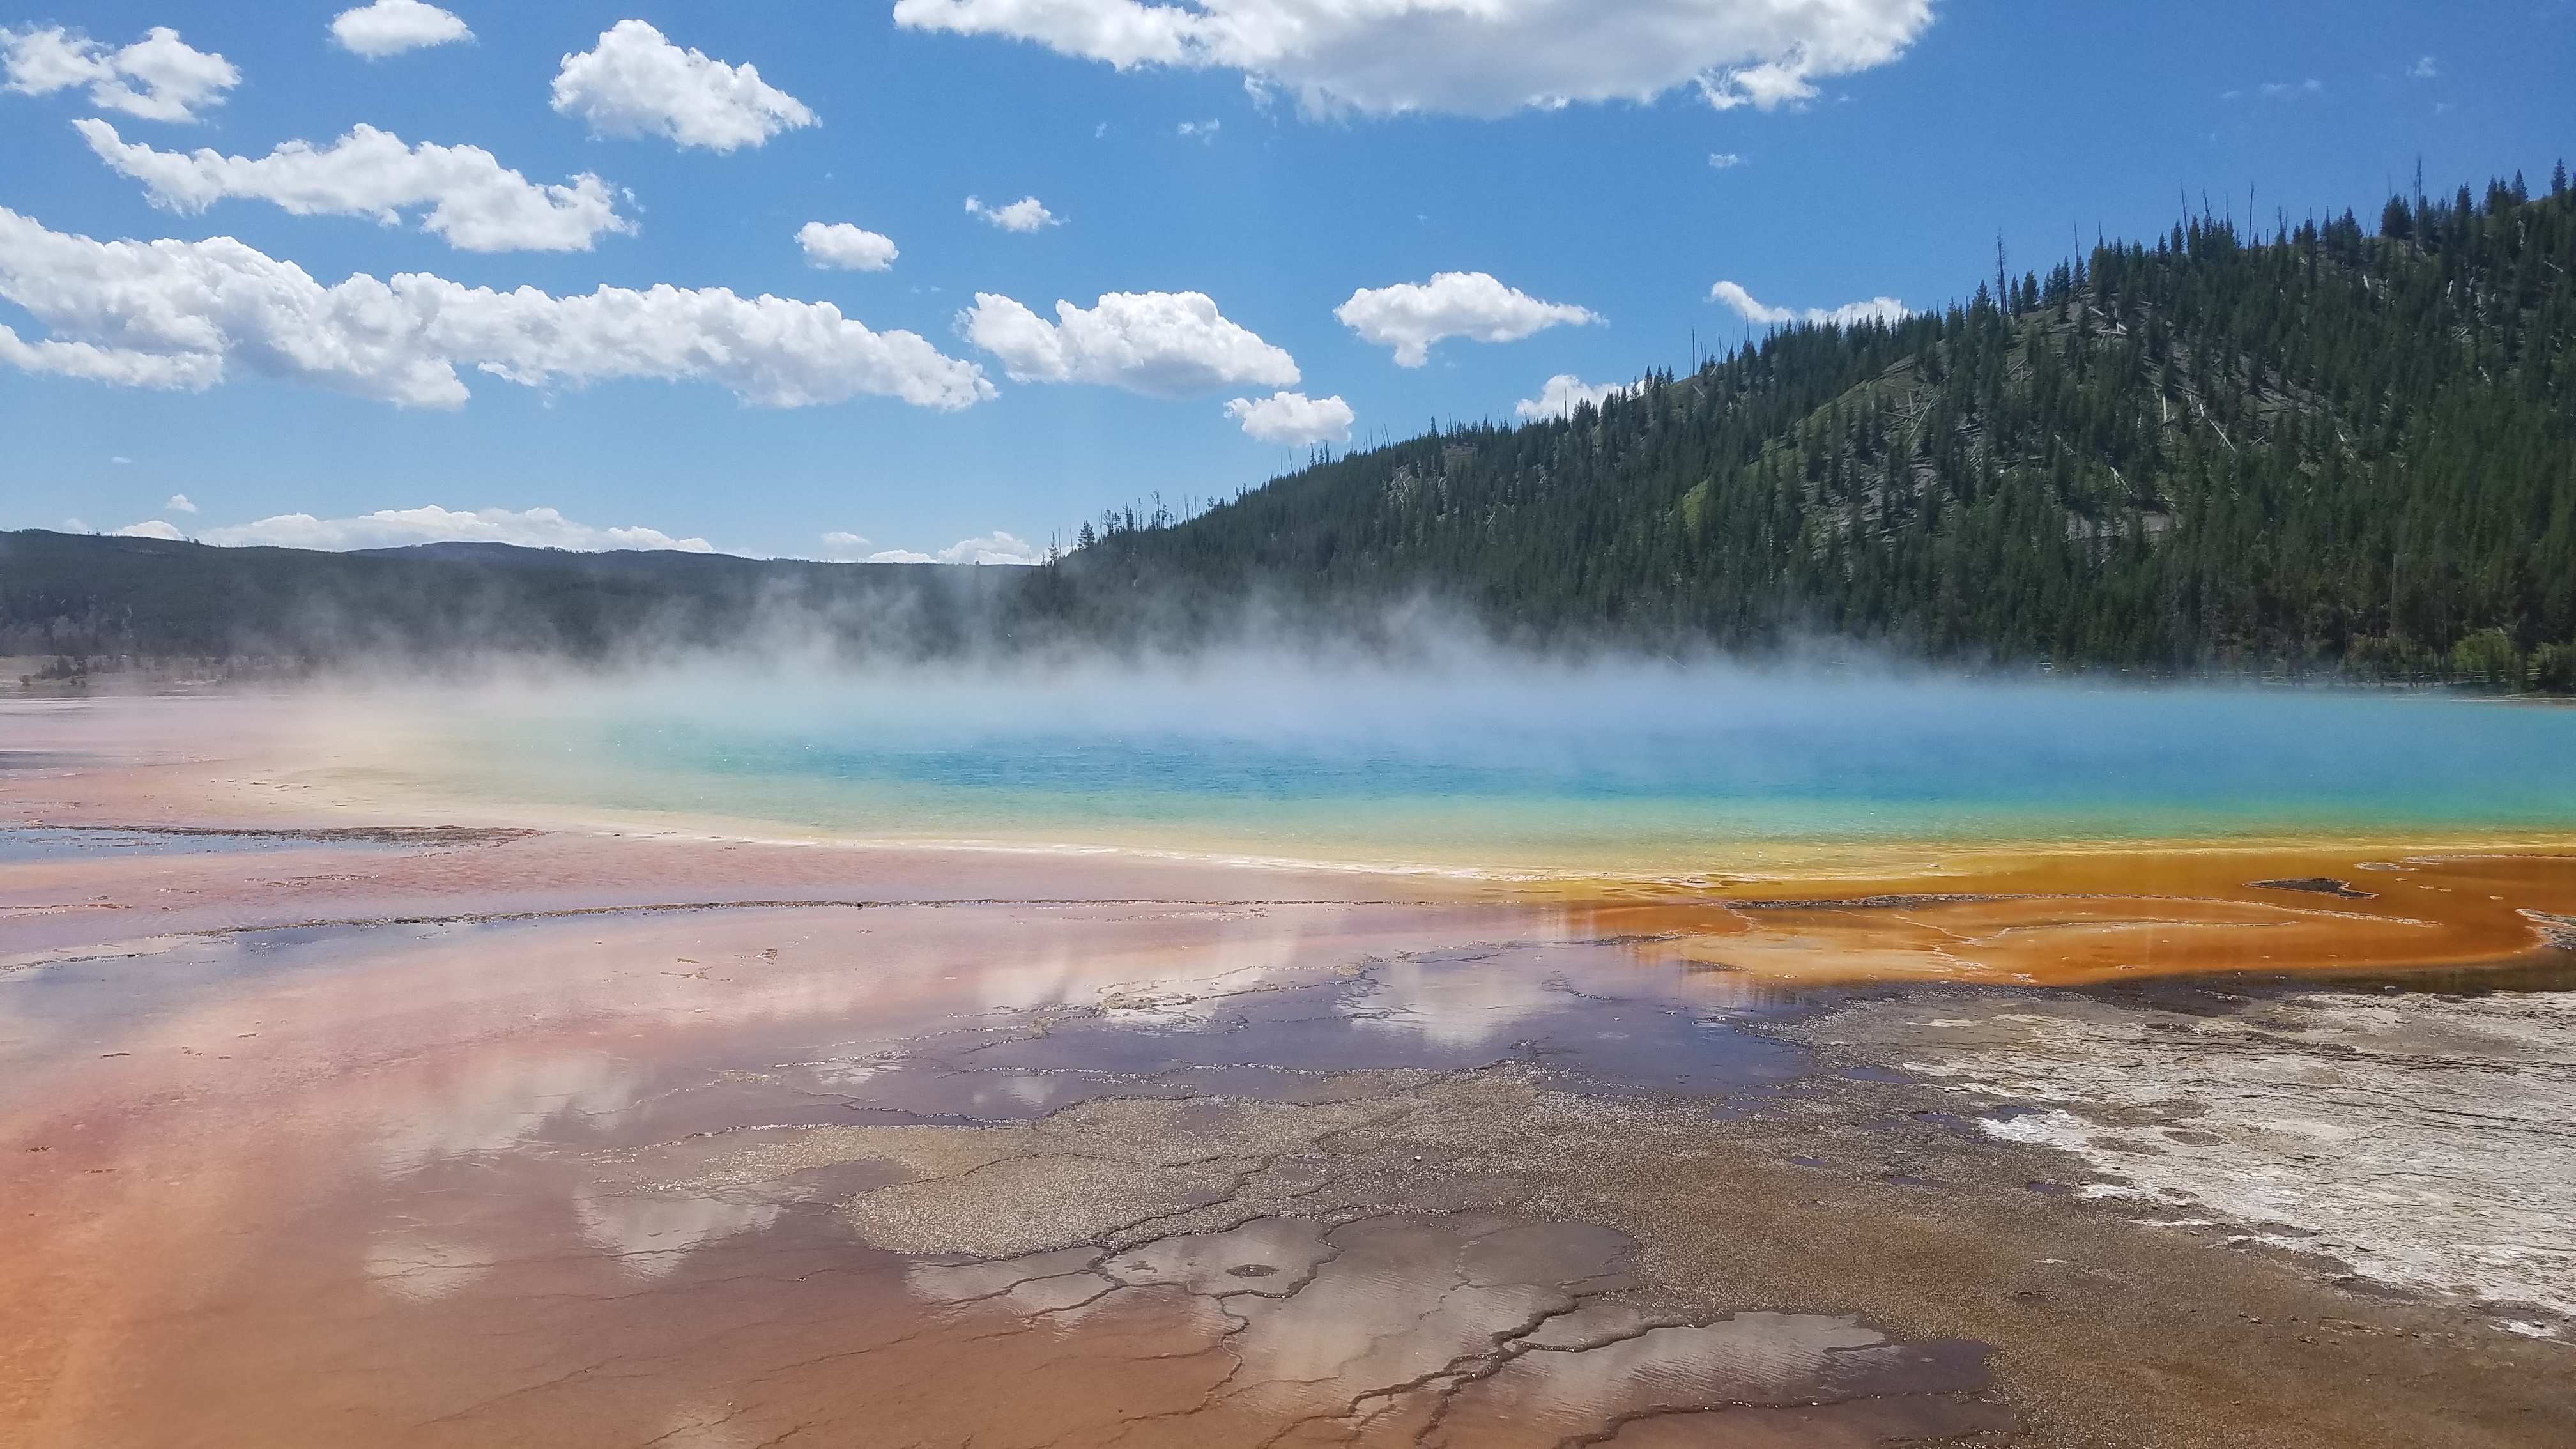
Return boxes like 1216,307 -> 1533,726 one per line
3,691 -> 2572,1447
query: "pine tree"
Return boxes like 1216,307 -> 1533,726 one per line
1027,176 -> 2576,687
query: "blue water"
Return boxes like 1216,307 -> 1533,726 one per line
455,666 -> 2576,871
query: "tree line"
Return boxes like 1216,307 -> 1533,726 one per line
1039,168 -> 2576,686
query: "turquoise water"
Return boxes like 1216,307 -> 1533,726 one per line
454,666 -> 2576,872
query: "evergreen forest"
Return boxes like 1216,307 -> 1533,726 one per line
1041,169 -> 2576,686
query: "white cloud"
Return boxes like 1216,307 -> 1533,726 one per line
1177,118 -> 1218,138
864,532 -> 1043,565
888,0 -> 1933,118
2409,56 -> 2439,80
1,24 -> 238,122
1708,151 -> 1743,169
1335,272 -> 1598,367
966,195 -> 1059,232
0,206 -> 994,410
963,290 -> 1298,396
1226,389 -> 1351,445
111,518 -> 185,539
1709,280 -> 1906,329
330,1 -> 472,58
798,220 -> 898,271
1709,280 -> 1795,324
2257,78 -> 2323,98
818,530 -> 871,560
201,505 -> 712,553
551,20 -> 815,152
1514,373 -> 1624,420
941,531 -> 1043,565
164,493 -> 197,513
78,120 -> 631,254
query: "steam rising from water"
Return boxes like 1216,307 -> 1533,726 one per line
376,648 -> 2576,873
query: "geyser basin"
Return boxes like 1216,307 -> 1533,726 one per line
5,688 -> 2573,1448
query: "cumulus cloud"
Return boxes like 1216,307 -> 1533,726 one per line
551,20 -> 815,151
0,207 -> 993,410
330,1 -> 472,58
941,531 -> 1043,565
864,532 -> 1043,565
79,120 -> 631,253
1336,272 -> 1598,367
963,290 -> 1298,396
200,505 -> 712,552
889,0 -> 1933,117
1514,373 -> 1624,420
966,195 -> 1058,232
165,492 -> 197,512
1708,151 -> 1743,169
2,24 -> 238,122
1226,389 -> 1352,445
111,518 -> 185,539
1709,280 -> 1906,329
797,220 -> 898,271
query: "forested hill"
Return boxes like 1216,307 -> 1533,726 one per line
1040,171 -> 2576,684
0,532 -> 1010,670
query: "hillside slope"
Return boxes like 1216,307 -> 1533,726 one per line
0,532 -> 1011,668
1048,174 -> 2576,682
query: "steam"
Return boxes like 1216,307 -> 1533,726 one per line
302,617 -> 2576,879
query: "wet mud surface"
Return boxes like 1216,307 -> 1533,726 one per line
1,901 -> 2011,1448
4,887 -> 2571,1448
5,714 -> 2576,1446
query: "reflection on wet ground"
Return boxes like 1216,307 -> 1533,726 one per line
0,752 -> 98,772
5,901 -> 2017,1447
0,923 -> 447,1066
0,910 -> 1818,1098
0,825 -> 434,862
901,1216 -> 2000,1448
6,834 -> 2576,1445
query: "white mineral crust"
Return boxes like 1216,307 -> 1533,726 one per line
1805,990 -> 2576,1326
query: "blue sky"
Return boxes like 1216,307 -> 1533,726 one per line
0,1 -> 2567,562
